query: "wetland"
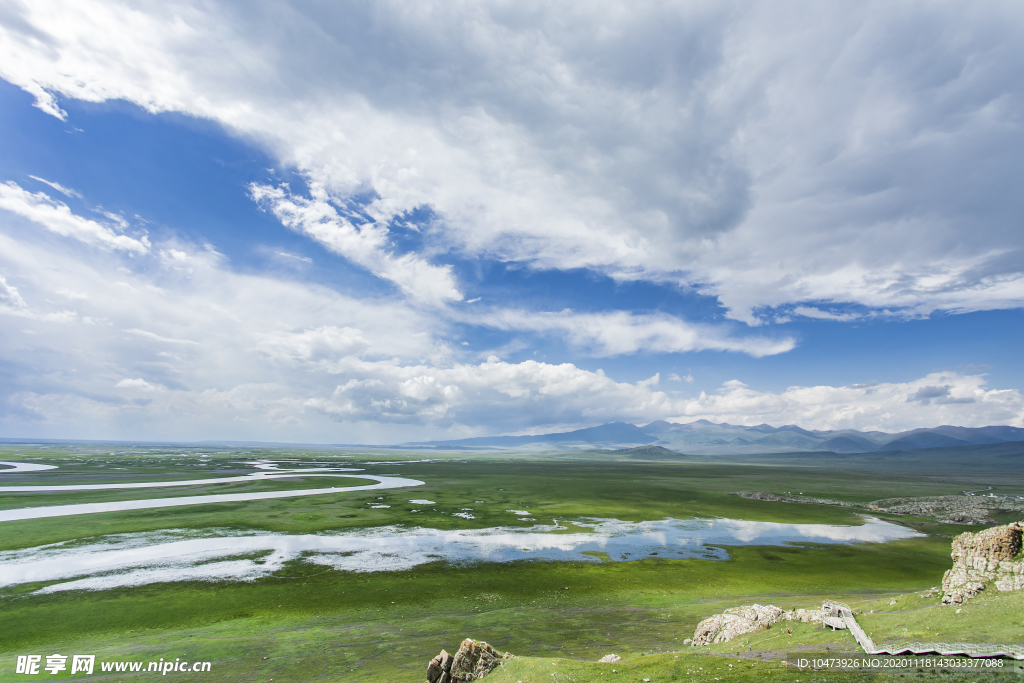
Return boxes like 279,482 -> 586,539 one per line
1,442 -> 1022,682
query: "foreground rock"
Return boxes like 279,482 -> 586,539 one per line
691,604 -> 827,646
941,522 -> 1024,605
426,639 -> 504,682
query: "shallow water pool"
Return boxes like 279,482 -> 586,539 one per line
0,516 -> 920,593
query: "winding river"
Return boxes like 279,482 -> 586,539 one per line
0,460 -> 424,522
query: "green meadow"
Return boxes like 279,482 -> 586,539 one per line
1,444 -> 1022,682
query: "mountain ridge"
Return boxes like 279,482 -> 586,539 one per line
402,421 -> 1024,455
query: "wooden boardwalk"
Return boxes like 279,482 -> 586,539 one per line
823,600 -> 1024,660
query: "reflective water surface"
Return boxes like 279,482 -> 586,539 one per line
0,516 -> 920,593
0,460 -> 423,522
0,475 -> 425,522
0,460 -> 57,473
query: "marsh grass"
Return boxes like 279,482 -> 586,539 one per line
1,445 -> 1021,682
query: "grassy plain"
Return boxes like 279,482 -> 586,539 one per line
1,443 -> 1022,682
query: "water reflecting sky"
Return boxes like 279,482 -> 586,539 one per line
0,516 -> 920,593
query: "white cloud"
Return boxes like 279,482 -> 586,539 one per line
249,183 -> 461,305
19,80 -> 65,120
0,204 -> 443,442
274,250 -> 311,264
124,329 -> 201,346
1,199 -> 1018,438
0,273 -> 28,312
257,326 -> 369,363
303,355 -> 680,428
468,308 -> 795,358
670,373 -> 1023,432
0,182 -> 149,253
28,175 -> 81,198
116,378 -> 162,391
0,272 -> 77,322
2,1 -> 1022,321
1,3 -> 1023,442
669,373 -> 695,383
791,306 -> 862,322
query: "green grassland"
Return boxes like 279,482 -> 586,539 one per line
1,443 -> 1022,682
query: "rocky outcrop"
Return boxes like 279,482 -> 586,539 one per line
735,491 -> 1024,525
425,639 -> 504,683
789,608 -> 828,623
692,613 -> 763,647
725,604 -> 786,625
426,650 -> 453,683
691,604 -> 827,646
941,522 -> 1024,605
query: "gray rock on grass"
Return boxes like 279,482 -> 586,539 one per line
426,639 -> 504,683
941,522 -> 1024,605
691,604 -> 829,646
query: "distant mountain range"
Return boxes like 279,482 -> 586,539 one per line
403,420 -> 1024,455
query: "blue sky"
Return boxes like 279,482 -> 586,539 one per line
1,1 -> 1023,442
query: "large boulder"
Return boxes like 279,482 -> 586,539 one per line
450,639 -> 502,682
725,604 -> 784,624
426,650 -> 453,683
941,522 -> 1024,605
691,603 -> 786,646
691,603 -> 833,646
692,613 -> 761,646
426,639 -> 503,683
785,608 -> 827,623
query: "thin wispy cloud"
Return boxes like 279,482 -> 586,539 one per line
466,308 -> 796,358
124,329 -> 201,346
28,175 -> 81,198
0,182 -> 148,253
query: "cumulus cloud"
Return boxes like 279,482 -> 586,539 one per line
2,1 -> 1023,321
0,182 -> 149,253
303,355 -> 678,428
257,326 -> 370,364
669,373 -> 1022,431
0,182 -> 755,441
0,202 -> 441,441
1,196 -> 1018,438
2,2 -> 1024,441
116,377 -> 162,392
